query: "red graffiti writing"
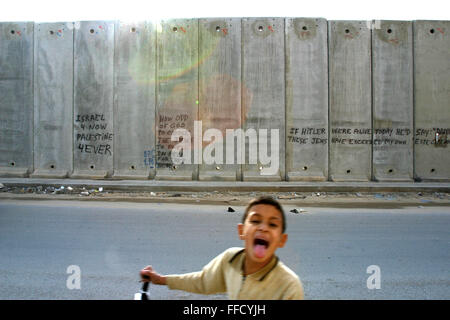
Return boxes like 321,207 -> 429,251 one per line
389,38 -> 399,44
222,28 -> 228,35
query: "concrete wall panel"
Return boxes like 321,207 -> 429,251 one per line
32,22 -> 73,178
329,21 -> 372,181
156,19 -> 198,180
113,21 -> 156,179
285,18 -> 328,181
0,18 -> 449,182
72,21 -> 115,179
198,18 -> 241,181
0,22 -> 34,177
372,21 -> 413,181
414,21 -> 450,181
242,18 -> 285,181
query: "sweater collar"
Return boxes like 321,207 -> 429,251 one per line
228,248 -> 279,281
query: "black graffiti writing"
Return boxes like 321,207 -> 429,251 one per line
289,127 -> 326,135
415,139 -> 449,145
331,137 -> 347,144
157,113 -> 190,166
311,137 -> 327,144
76,133 -> 113,142
288,136 -> 308,144
78,143 -> 112,155
374,128 -> 411,136
288,127 -> 327,145
331,128 -> 352,134
80,123 -> 108,130
76,114 -> 106,123
416,128 -> 450,137
75,113 -> 112,157
373,139 -> 406,145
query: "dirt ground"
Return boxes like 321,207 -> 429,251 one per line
1,184 -> 449,208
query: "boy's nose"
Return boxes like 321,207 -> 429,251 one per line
257,222 -> 269,231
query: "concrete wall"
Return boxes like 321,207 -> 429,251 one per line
372,21 -> 413,181
329,21 -> 372,181
32,22 -> 73,178
286,18 -> 328,182
0,22 -> 34,177
113,21 -> 156,180
414,21 -> 450,181
72,21 -> 115,179
0,19 -> 449,181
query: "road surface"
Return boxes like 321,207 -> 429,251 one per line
0,200 -> 449,299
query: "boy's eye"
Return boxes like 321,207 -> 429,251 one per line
250,220 -> 261,224
270,223 -> 278,227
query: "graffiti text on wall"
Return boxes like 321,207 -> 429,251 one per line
75,113 -> 113,156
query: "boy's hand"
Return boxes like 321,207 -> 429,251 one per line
140,265 -> 167,285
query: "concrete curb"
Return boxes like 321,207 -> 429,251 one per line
0,192 -> 449,209
0,178 -> 449,193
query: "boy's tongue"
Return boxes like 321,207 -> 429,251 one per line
254,244 -> 267,258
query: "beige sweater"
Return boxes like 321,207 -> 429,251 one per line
166,247 -> 304,300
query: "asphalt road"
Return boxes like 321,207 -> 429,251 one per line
0,200 -> 449,300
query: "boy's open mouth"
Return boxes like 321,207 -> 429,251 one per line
253,238 -> 269,258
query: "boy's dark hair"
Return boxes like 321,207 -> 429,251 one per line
242,196 -> 286,233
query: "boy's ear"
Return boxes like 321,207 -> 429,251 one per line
278,233 -> 288,248
237,223 -> 245,240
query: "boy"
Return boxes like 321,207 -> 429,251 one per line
140,196 -> 304,300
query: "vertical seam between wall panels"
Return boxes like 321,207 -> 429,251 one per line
153,21 -> 157,179
196,18 -> 200,181
370,20 -> 374,182
155,20 -> 159,177
112,21 -> 117,178
284,18 -> 287,181
72,22 -> 75,177
412,21 -> 416,181
240,18 -> 244,181
327,21 -> 331,181
32,22 -> 36,175
31,23 -> 35,175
